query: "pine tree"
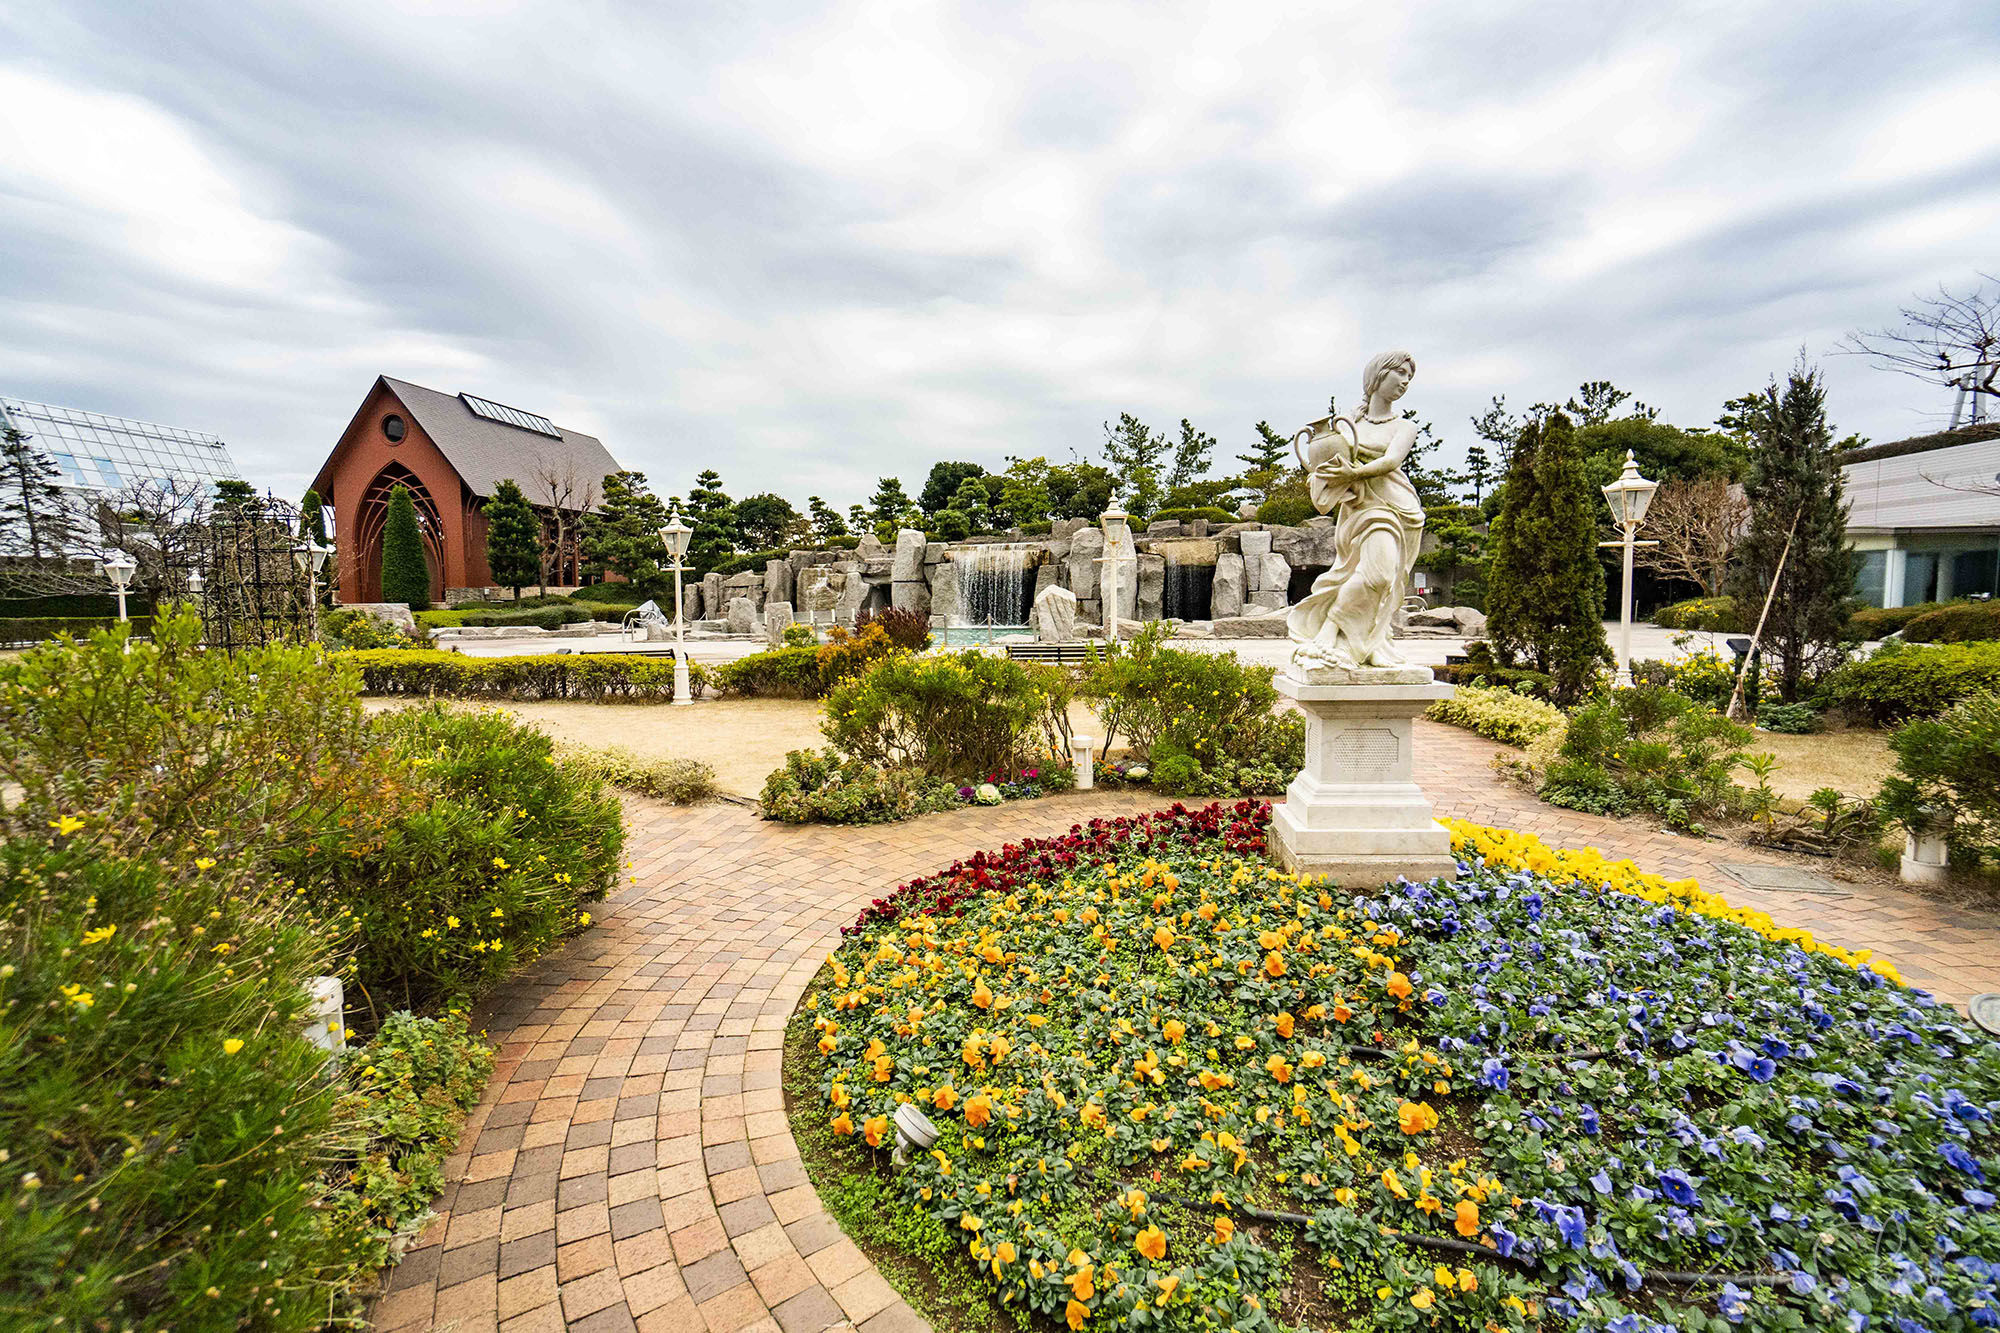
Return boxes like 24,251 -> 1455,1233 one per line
380,484 -> 432,610
584,471 -> 671,592
483,478 -> 543,597
1463,445 -> 1493,506
807,496 -> 848,542
1168,418 -> 1215,493
1102,413 -> 1167,519
299,488 -> 327,545
948,475 -> 990,532
868,477 -> 916,537
1236,423 -> 1292,501
1483,412 -> 1611,703
682,469 -> 737,577
1724,365 -> 1856,703
920,462 -> 986,515
0,423 -> 77,563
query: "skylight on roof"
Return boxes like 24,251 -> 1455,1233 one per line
460,392 -> 562,438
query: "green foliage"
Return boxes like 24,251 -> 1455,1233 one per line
816,619 -> 910,688
380,484 -> 432,610
994,456 -> 1055,527
711,547 -> 792,577
1652,595 -> 1747,632
0,592 -> 150,618
783,622 -> 818,647
807,495 -> 849,542
1724,366 -> 1857,701
1102,412 -> 1168,519
822,651 -> 1054,778
1544,686 -> 1753,830
683,468 -> 739,577
1755,700 -> 1822,734
1902,600 -> 2000,643
933,508 -> 972,541
0,421 -> 77,562
1079,626 -> 1282,785
948,475 -> 992,530
1038,457 -> 1117,521
1431,661 -> 1554,697
306,703 -> 623,1011
418,604 -> 594,631
868,476 -> 918,533
1236,421 -> 1293,501
345,649 -> 713,701
735,492 -> 804,549
483,477 -> 543,595
552,744 -> 719,804
1878,690 -> 2000,861
569,581 -> 650,605
582,470 -> 671,594
922,461 -> 988,514
0,615 -> 154,644
1149,506 -> 1238,525
1575,414 -> 1750,492
1425,684 -> 1568,748
1846,600 -> 1961,640
1483,412 -> 1612,703
1150,712 -> 1302,796
718,645 -> 830,698
1168,417 -> 1215,493
1818,640 -> 2000,723
759,748 -> 961,824
322,607 -> 421,651
319,1012 -> 493,1281
1254,492 -> 1316,527
1630,646 -> 1740,710
300,486 -> 328,545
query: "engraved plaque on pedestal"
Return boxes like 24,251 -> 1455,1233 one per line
1336,727 -> 1399,782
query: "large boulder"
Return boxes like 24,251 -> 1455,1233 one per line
1033,584 -> 1078,642
892,528 -> 927,583
764,601 -> 794,646
929,559 -> 960,622
1271,524 -> 1340,570
1213,611 -> 1291,639
764,559 -> 793,606
892,579 -> 931,616
702,572 -> 723,620
1211,552 -> 1246,618
1136,553 -> 1165,621
725,596 -> 757,636
1249,553 -> 1292,610
344,602 -> 418,636
835,563 -> 869,623
1068,527 -> 1104,601
1239,529 -> 1273,563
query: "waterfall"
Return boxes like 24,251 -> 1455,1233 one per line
954,544 -> 1035,625
1158,539 -> 1218,620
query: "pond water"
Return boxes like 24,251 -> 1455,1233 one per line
936,623 -> 1033,646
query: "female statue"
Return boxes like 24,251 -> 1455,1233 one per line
1285,350 -> 1426,670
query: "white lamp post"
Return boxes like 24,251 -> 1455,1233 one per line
1098,507 -> 1131,643
1599,450 -> 1659,689
294,539 -> 332,633
660,514 -> 694,706
102,551 -> 137,623
186,566 -> 204,596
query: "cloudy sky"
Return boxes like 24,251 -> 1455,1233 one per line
4,1 -> 1998,510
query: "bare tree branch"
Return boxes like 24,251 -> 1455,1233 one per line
1838,275 -> 2000,416
1633,476 -> 1749,598
526,453 -> 599,595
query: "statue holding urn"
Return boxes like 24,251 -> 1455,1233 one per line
1268,349 -> 1458,887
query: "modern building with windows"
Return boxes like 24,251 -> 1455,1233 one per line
1843,423 -> 2000,606
310,376 -> 620,603
0,395 -> 243,557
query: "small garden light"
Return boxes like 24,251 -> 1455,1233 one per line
891,1102 -> 940,1165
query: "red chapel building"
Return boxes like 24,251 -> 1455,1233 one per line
312,376 -> 620,603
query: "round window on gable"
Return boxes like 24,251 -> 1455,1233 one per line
383,414 -> 407,443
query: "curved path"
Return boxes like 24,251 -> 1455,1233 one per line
372,723 -> 2000,1332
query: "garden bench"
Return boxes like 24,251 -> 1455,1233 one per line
1002,641 -> 1096,665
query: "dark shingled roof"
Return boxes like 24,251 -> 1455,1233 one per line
372,376 -> 621,501
1841,422 -> 2000,466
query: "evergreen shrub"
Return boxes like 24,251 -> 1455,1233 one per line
0,615 -> 153,644
1846,600 -> 1959,640
1878,689 -> 2000,863
1817,641 -> 2000,723
1149,506 -> 1238,525
718,645 -> 829,697
553,744 -> 719,804
570,581 -> 650,605
822,651 -> 1051,778
1901,601 -> 2000,643
1651,595 -> 1746,632
1425,684 -> 1568,748
1542,686 -> 1752,830
380,485 -> 432,610
759,748 -> 961,824
345,650 -> 713,701
1254,494 -> 1315,526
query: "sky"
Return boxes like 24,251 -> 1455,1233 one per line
3,1 -> 1998,512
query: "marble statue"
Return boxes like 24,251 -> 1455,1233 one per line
1286,350 -> 1427,672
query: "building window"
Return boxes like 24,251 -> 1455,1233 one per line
1855,550 -> 1887,607
1950,546 -> 1998,600
383,414 -> 406,443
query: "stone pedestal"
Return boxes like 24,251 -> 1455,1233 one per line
1269,666 -> 1459,888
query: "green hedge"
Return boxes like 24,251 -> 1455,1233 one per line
343,649 -> 713,700
0,615 -> 153,644
1652,595 -> 1746,632
713,548 -> 791,577
1902,601 -> 2000,643
1425,683 -> 1568,748
1432,661 -> 1555,698
1255,495 -> 1315,527
1847,600 -> 1959,640
0,593 -> 153,618
570,582 -> 650,606
418,605 -> 598,631
716,645 -> 829,697
1818,641 -> 2000,723
1150,506 -> 1238,525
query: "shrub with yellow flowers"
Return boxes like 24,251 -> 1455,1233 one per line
796,802 -> 2000,1333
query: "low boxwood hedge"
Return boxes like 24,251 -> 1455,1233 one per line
1817,640 -> 2000,723
1902,600 -> 2000,643
1432,661 -> 1555,698
1846,600 -> 1960,640
1651,595 -> 1746,632
343,649 -> 713,700
0,615 -> 152,644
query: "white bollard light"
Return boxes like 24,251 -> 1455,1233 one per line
1071,735 -> 1096,790
892,1102 -> 942,1165
1901,824 -> 1949,886
304,975 -> 346,1057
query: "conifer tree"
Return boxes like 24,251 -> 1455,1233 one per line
299,488 -> 327,545
380,484 -> 432,610
483,478 -> 542,597
806,495 -> 848,542
679,469 -> 738,578
1483,411 -> 1610,702
1168,418 -> 1215,492
867,477 -> 916,540
583,471 -> 671,592
1724,365 -> 1856,703
1237,422 -> 1292,501
0,423 -> 77,564
948,475 -> 990,532
1102,413 -> 1167,519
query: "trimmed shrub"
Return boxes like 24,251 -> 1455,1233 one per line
1425,684 -> 1568,748
759,748 -> 961,824
554,744 -> 719,804
1431,661 -> 1554,698
1878,689 -> 2000,862
855,604 -> 934,652
1818,640 -> 2000,723
0,614 -> 154,644
1902,600 -> 2000,643
1755,700 -> 1822,734
344,650 -> 713,701
1630,647 -> 1741,710
381,484 -> 432,610
1847,600 -> 1960,640
1080,625 -> 1279,769
570,581 -> 649,605
1149,711 -> 1303,797
1652,595 -> 1746,632
322,607 -> 422,651
718,645 -> 829,697
294,703 -> 624,1011
1254,494 -> 1315,526
1149,506 -> 1238,525
0,592 -> 153,618
418,605 -> 594,631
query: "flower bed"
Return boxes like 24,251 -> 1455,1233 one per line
795,803 -> 1997,1333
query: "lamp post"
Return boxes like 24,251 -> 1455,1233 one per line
1599,450 -> 1659,690
660,513 -> 694,706
1097,507 -> 1131,643
102,550 -> 137,623
294,539 -> 332,636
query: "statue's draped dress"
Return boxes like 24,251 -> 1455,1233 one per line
1284,425 -> 1425,667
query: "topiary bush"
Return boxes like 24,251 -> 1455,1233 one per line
1425,684 -> 1568,748
1901,600 -> 2000,643
345,649 -> 712,701
380,484 -> 432,610
1253,494 -> 1315,527
1651,595 -> 1746,632
718,645 -> 830,697
1846,599 -> 1961,640
758,748 -> 961,824
1817,640 -> 2000,723
1754,700 -> 1821,734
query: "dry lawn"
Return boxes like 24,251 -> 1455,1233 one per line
1742,725 -> 1895,803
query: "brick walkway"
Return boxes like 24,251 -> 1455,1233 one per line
373,723 -> 2000,1332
